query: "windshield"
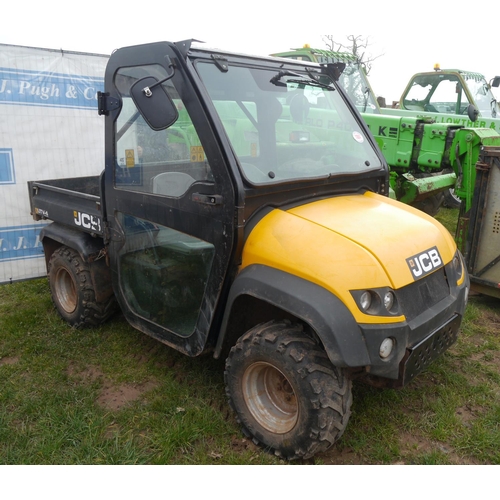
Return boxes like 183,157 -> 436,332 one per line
403,74 -> 470,114
338,63 -> 379,114
196,61 -> 382,185
403,72 -> 500,118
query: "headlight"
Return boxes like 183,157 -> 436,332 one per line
360,291 -> 372,311
383,291 -> 395,312
351,288 -> 400,316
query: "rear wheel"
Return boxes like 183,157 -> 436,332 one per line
48,246 -> 116,328
224,320 -> 352,460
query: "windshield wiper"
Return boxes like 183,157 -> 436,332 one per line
270,70 -> 304,86
362,87 -> 371,113
287,78 -> 335,90
270,70 -> 335,90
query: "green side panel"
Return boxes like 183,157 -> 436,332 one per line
362,114 -> 417,168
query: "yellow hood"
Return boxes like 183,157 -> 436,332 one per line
242,192 -> 456,323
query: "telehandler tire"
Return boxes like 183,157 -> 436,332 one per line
224,319 -> 352,460
442,188 -> 461,209
412,192 -> 444,216
47,246 -> 116,328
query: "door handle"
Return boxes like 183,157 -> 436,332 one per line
192,193 -> 223,206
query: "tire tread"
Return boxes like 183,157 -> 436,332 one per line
224,319 -> 352,460
48,246 -> 116,328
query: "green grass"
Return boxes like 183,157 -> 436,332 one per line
0,279 -> 274,465
1,207 -> 499,464
435,207 -> 460,236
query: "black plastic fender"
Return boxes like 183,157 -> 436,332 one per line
40,223 -> 105,265
215,264 -> 371,368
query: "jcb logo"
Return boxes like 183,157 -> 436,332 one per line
74,211 -> 101,233
406,246 -> 443,280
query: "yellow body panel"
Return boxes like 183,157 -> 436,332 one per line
242,192 -> 457,324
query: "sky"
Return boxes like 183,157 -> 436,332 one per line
2,3 -> 500,104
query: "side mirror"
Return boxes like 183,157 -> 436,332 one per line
467,103 -> 480,122
325,62 -> 346,82
490,76 -> 500,88
130,76 -> 178,131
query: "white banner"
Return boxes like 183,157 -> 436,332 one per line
0,43 -> 109,283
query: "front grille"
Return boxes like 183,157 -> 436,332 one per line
396,267 -> 450,322
401,314 -> 461,385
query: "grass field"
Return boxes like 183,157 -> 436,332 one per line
1,208 -> 499,465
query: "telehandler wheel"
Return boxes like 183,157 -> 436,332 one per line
412,192 -> 444,217
442,188 -> 461,209
224,320 -> 352,460
47,246 -> 116,328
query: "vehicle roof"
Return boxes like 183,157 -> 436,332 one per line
412,69 -> 487,80
271,46 -> 359,64
189,41 -> 325,68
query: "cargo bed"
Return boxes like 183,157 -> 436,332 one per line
28,174 -> 104,237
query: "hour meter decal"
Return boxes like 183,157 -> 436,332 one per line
406,246 -> 443,280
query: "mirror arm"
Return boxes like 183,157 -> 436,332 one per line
142,56 -> 175,97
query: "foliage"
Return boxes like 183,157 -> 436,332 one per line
322,35 -> 384,75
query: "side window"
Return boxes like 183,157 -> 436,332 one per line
118,214 -> 215,337
114,65 -> 213,197
404,81 -> 432,111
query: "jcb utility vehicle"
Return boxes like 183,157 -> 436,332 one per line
28,40 -> 469,460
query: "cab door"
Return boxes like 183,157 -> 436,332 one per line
102,42 -> 236,356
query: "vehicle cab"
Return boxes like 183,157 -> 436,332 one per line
400,67 -> 500,120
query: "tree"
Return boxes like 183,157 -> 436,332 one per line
322,35 -> 383,75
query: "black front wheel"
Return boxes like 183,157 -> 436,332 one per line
48,246 -> 116,328
224,320 -> 352,460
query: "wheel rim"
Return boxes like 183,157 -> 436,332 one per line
449,189 -> 461,204
242,362 -> 298,434
54,267 -> 77,313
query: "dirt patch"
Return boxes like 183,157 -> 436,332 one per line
483,310 -> 500,324
456,404 -> 485,427
67,362 -> 158,411
319,445 -> 364,465
397,431 -> 481,465
399,431 -> 436,458
230,436 -> 259,454
97,379 -> 158,411
0,356 -> 19,366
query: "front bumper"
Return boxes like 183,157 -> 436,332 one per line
358,268 -> 469,388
